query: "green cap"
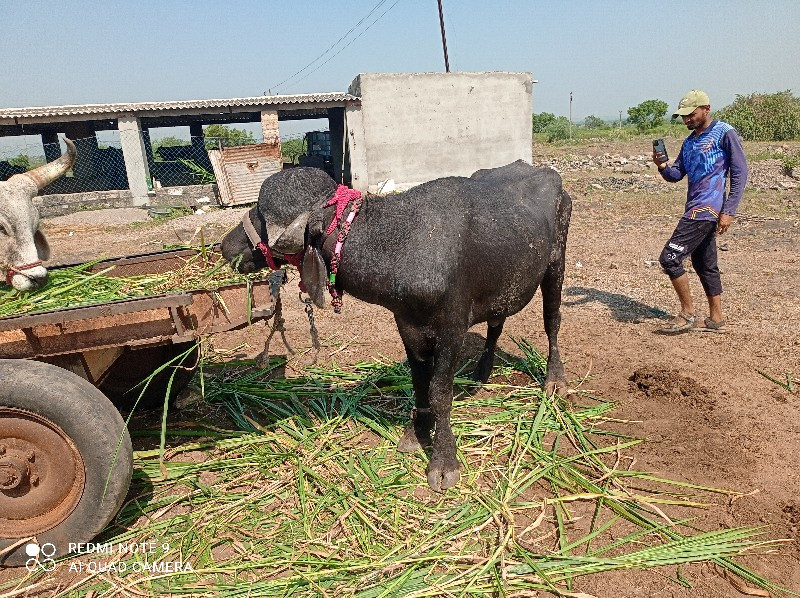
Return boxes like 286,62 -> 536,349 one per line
673,89 -> 710,117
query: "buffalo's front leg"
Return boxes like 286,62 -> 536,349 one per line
395,320 -> 434,453
397,344 -> 434,452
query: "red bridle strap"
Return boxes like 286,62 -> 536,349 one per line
5,261 -> 43,286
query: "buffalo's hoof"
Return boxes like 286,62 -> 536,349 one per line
397,425 -> 432,453
470,363 -> 492,384
544,376 -> 567,396
426,457 -> 461,492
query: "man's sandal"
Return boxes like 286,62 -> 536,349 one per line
691,317 -> 727,334
656,311 -> 697,334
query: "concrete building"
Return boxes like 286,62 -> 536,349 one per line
0,72 -> 533,211
347,72 -> 533,193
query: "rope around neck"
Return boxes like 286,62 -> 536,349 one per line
323,185 -> 362,313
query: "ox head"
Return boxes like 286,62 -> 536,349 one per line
0,137 -> 76,291
221,168 -> 338,306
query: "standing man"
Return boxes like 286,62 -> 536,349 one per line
653,90 -> 748,334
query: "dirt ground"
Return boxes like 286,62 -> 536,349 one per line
26,139 -> 800,596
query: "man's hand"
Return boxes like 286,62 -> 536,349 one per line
652,149 -> 667,170
718,213 -> 735,235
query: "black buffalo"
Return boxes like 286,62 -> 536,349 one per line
221,160 -> 572,491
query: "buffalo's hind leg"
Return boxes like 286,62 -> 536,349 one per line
541,267 -> 566,395
541,193 -> 571,395
471,318 -> 505,383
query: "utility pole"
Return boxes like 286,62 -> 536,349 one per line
619,110 -> 623,128
437,0 -> 450,72
569,92 -> 573,140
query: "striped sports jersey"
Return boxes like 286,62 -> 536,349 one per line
660,120 -> 748,221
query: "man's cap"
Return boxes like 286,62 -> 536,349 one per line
673,90 -> 710,117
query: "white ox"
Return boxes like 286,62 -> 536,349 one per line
0,138 -> 76,291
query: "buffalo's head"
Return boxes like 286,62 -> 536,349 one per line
221,168 -> 338,306
0,138 -> 76,291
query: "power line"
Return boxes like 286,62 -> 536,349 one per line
285,0 -> 403,90
268,0 -> 399,94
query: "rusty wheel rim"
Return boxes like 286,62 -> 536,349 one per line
0,408 -> 86,536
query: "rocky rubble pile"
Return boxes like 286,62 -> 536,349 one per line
536,152 -> 799,194
536,153 -> 655,174
747,159 -> 799,191
588,176 -> 666,193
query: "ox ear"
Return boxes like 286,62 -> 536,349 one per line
271,211 -> 310,254
34,229 -> 50,261
300,246 -> 327,308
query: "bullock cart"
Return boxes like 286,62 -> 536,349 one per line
0,246 -> 283,566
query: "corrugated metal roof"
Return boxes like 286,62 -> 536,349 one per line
0,92 -> 360,120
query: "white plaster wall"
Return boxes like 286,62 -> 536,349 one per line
347,72 -> 532,192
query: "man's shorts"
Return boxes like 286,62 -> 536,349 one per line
659,218 -> 722,297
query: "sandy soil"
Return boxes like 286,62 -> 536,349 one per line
12,139 -> 800,596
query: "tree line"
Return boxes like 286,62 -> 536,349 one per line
533,91 -> 800,142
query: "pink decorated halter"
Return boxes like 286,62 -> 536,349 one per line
323,185 -> 362,313
240,184 -> 362,310
241,210 -> 306,291
254,242 -> 306,293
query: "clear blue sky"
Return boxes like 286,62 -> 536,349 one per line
1,0 -> 798,121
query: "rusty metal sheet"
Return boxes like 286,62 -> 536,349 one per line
0,282 -> 276,359
0,308 -> 182,359
210,142 -> 282,206
208,149 -> 232,206
0,246 -> 283,360
0,294 -> 192,333
187,280 -> 275,335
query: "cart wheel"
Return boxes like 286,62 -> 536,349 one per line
0,360 -> 132,567
100,342 -> 199,411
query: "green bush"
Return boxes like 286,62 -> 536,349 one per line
627,99 -> 668,132
583,115 -> 606,129
8,154 -> 32,170
281,137 -> 307,164
714,91 -> 800,141
203,124 -> 256,149
545,117 -> 571,142
532,112 -> 557,134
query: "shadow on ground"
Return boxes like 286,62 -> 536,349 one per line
564,286 -> 669,323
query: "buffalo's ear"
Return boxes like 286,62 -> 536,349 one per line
34,229 -> 50,261
301,246 -> 327,308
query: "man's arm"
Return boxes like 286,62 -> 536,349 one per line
722,129 -> 748,215
656,144 -> 685,182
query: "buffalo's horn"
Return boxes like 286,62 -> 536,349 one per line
22,137 -> 77,190
271,211 -> 310,254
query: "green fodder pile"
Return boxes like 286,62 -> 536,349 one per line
4,340 -> 792,597
0,252 -> 265,318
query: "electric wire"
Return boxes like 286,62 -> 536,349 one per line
284,0 -> 403,90
268,0 -> 402,94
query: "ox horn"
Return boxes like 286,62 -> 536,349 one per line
22,137 -> 77,190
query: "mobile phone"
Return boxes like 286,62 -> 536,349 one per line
653,139 -> 668,163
